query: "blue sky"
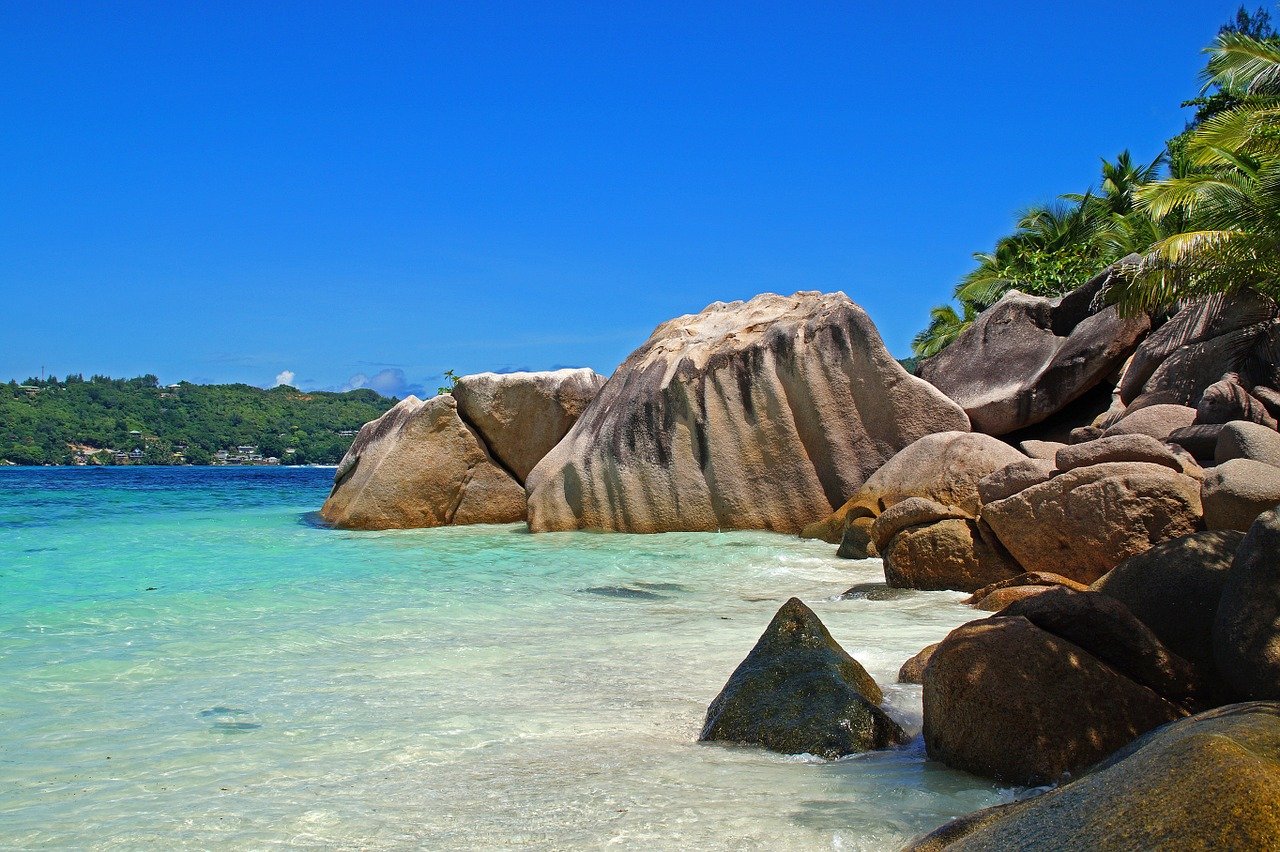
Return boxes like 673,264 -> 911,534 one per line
0,1 -> 1245,396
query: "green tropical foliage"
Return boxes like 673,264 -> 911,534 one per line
912,6 -> 1280,358
1107,29 -> 1280,314
0,374 -> 398,466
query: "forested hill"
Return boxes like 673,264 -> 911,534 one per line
0,374 -> 398,465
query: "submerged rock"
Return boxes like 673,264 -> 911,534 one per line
699,598 -> 906,759
898,642 -> 940,684
319,395 -> 526,530
907,702 -> 1280,851
526,292 -> 969,533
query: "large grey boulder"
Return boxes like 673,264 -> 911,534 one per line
981,462 -> 1204,583
320,395 -> 526,530
527,292 -> 970,533
907,702 -> 1280,852
1216,420 -> 1280,468
452,369 -> 607,483
919,265 -> 1150,437
1092,530 -> 1244,677
1215,510 -> 1280,699
1102,403 -> 1197,441
699,598 -> 906,758
1202,458 -> 1280,531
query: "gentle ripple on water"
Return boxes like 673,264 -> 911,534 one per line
0,467 -> 1012,849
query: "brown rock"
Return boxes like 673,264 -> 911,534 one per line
882,518 -> 1022,593
1019,439 -> 1064,461
971,584 -> 1053,612
907,702 -> 1280,852
319,395 -> 526,530
1101,403 -> 1197,441
898,643 -> 940,684
526,292 -> 970,533
1054,433 -> 1184,473
994,587 -> 1200,701
1092,530 -> 1244,677
923,617 -> 1184,785
452,369 -> 607,483
976,458 -> 1055,505
813,431 -> 1026,539
1167,423 -> 1225,460
965,572 -> 1089,605
1202,458 -> 1280,531
871,497 -> 969,553
981,462 -> 1204,583
835,512 -> 877,559
1068,425 -> 1105,444
1215,510 -> 1280,699
919,265 -> 1151,437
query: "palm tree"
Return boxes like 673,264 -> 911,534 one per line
912,304 -> 974,358
1107,31 -> 1280,314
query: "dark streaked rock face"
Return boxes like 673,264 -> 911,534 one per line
906,702 -> 1280,852
699,598 -> 906,759
1215,510 -> 1280,699
922,616 -> 1184,786
919,265 -> 1149,437
1196,374 -> 1279,428
526,292 -> 969,533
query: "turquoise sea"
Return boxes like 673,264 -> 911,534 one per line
0,467 -> 1007,850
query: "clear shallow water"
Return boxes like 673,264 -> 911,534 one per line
0,467 -> 1008,850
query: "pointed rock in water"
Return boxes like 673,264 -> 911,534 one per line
699,598 -> 905,759
526,291 -> 969,534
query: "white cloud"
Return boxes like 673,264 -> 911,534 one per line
274,370 -> 296,387
339,368 -> 424,398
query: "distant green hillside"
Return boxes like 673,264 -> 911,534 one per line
1,374 -> 398,465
